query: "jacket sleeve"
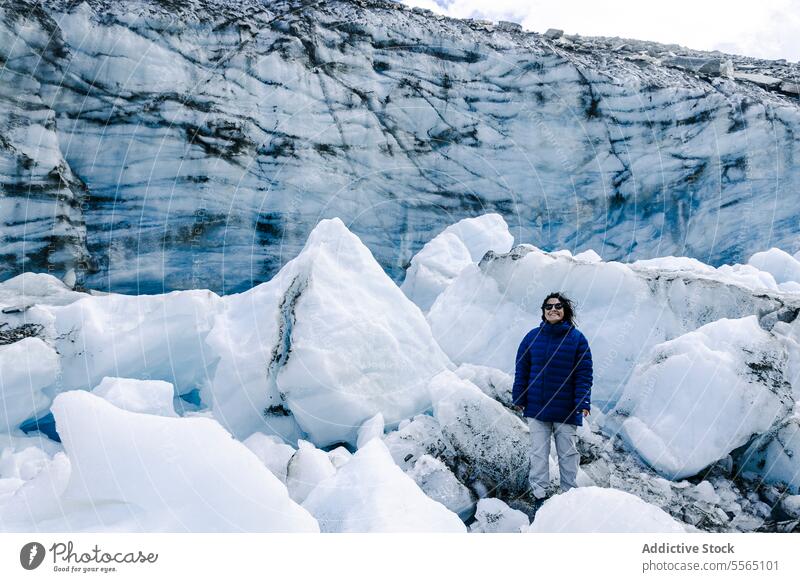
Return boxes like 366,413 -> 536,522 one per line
511,334 -> 531,408
573,333 -> 593,412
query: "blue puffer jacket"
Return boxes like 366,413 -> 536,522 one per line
511,320 -> 593,426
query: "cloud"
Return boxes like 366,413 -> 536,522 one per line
398,0 -> 800,61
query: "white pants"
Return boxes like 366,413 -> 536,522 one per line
527,417 -> 579,498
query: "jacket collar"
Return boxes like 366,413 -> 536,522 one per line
539,320 -> 572,335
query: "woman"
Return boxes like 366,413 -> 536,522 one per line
511,292 -> 593,500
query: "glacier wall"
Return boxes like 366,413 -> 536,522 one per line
1,0 -> 799,293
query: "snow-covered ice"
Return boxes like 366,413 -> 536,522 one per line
204,218 -> 453,447
525,487 -> 686,533
0,273 -> 86,309
6,390 -> 320,532
609,316 -> 793,479
327,446 -> 353,469
302,439 -> 466,532
429,370 -> 529,495
0,337 -> 60,429
91,377 -> 178,417
285,440 -> 337,504
688,481 -> 722,505
357,412 -> 385,448
0,450 -> 71,524
383,413 -> 455,472
783,495 -> 800,519
748,248 -> 800,290
453,363 -> 513,408
242,432 -> 296,484
469,498 -> 529,533
401,214 -> 514,312
41,288 -> 221,398
406,454 -> 476,520
738,417 -> 800,494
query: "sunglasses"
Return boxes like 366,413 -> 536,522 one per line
543,303 -> 564,311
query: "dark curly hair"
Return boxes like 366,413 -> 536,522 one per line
540,291 -> 577,326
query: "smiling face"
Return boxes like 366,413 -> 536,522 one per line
543,298 -> 565,324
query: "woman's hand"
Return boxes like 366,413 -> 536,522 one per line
582,409 -> 590,417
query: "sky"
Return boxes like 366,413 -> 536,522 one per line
398,0 -> 800,61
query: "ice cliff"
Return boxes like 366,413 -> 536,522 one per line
1,0 -> 799,293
